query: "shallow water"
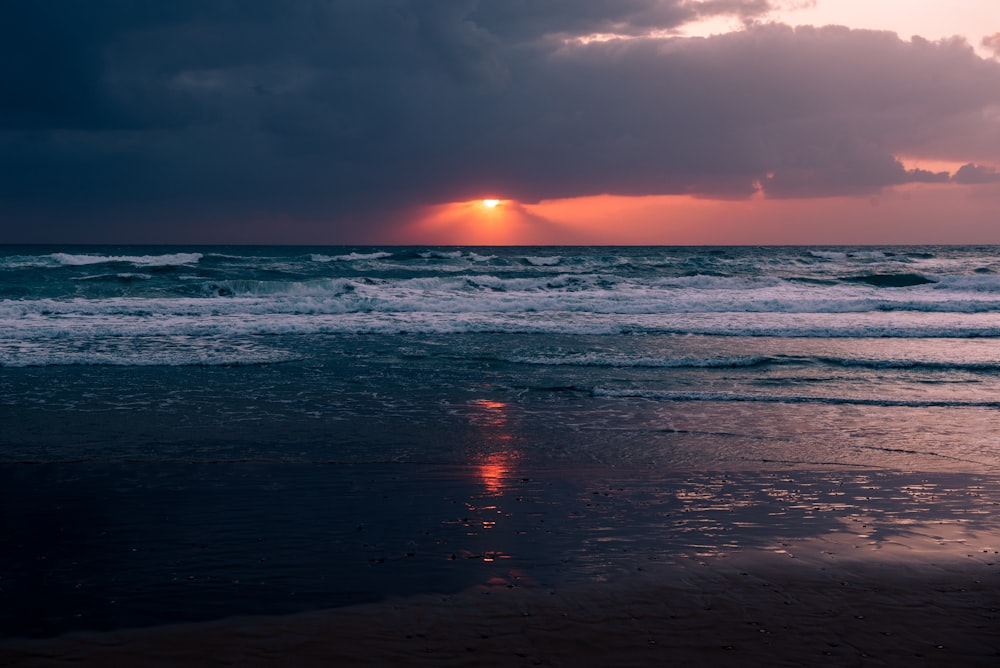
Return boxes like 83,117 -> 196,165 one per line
4,332 -> 1000,471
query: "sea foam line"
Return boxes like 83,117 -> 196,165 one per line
591,388 -> 1000,408
49,252 -> 204,267
7,309 -> 1000,339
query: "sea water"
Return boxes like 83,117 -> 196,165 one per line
4,244 -> 1000,471
3,245 -> 1000,636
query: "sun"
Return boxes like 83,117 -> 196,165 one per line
482,199 -> 501,208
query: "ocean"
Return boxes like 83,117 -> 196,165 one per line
3,245 -> 1000,637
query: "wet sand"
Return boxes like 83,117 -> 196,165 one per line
5,546 -> 999,666
3,465 -> 1000,666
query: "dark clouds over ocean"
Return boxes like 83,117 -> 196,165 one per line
1,1 -> 999,241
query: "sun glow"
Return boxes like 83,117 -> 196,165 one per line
407,198 -> 568,244
400,183 -> 1000,245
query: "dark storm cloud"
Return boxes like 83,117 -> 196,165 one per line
1,1 -> 999,241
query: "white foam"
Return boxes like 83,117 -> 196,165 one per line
0,337 -> 300,367
5,302 -> 1000,341
419,250 -> 464,259
522,255 -> 562,266
0,255 -> 59,269
311,252 -> 393,262
933,274 -> 1000,292
651,275 -> 786,290
208,277 -> 357,297
49,252 -> 203,267
72,273 -> 153,281
808,250 -> 887,260
6,262 -> 1000,355
808,250 -> 846,260
4,269 -> 1000,322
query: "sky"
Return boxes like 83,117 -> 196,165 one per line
1,0 -> 999,245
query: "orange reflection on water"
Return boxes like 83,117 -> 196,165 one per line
467,399 -> 521,494
469,399 -> 510,429
476,449 -> 521,495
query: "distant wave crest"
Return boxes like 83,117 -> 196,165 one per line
311,252 -> 392,262
49,252 -> 203,267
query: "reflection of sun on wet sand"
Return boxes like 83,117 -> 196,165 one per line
467,399 -> 521,495
476,450 -> 520,496
468,399 -> 511,430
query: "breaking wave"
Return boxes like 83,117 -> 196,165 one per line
311,252 -> 393,262
49,252 -> 204,267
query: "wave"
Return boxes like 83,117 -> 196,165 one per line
49,252 -> 204,267
933,274 -> 1000,292
9,267 -> 1000,320
500,351 -> 1000,371
183,273 -> 1000,315
311,252 -> 393,262
0,336 -> 301,368
521,255 -> 562,266
9,247 -> 1000,342
204,277 -> 357,297
44,267 -> 972,307
501,353 -> 774,368
8,307 -> 1000,339
419,250 -> 464,260
650,275 -> 783,290
72,273 -> 153,283
818,357 -> 1000,371
808,250 -> 891,260
498,351 -> 1000,371
590,388 -> 1000,408
0,353 -> 299,368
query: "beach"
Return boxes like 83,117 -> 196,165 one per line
3,464 -> 999,666
6,559 -> 999,667
4,245 -> 1000,664
5,0 -> 1000,656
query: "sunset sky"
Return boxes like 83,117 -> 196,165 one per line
1,1 -> 999,245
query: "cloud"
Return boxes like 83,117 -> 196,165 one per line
984,33 -> 1000,58
0,2 -> 999,241
953,163 -> 1000,184
469,0 -> 774,41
